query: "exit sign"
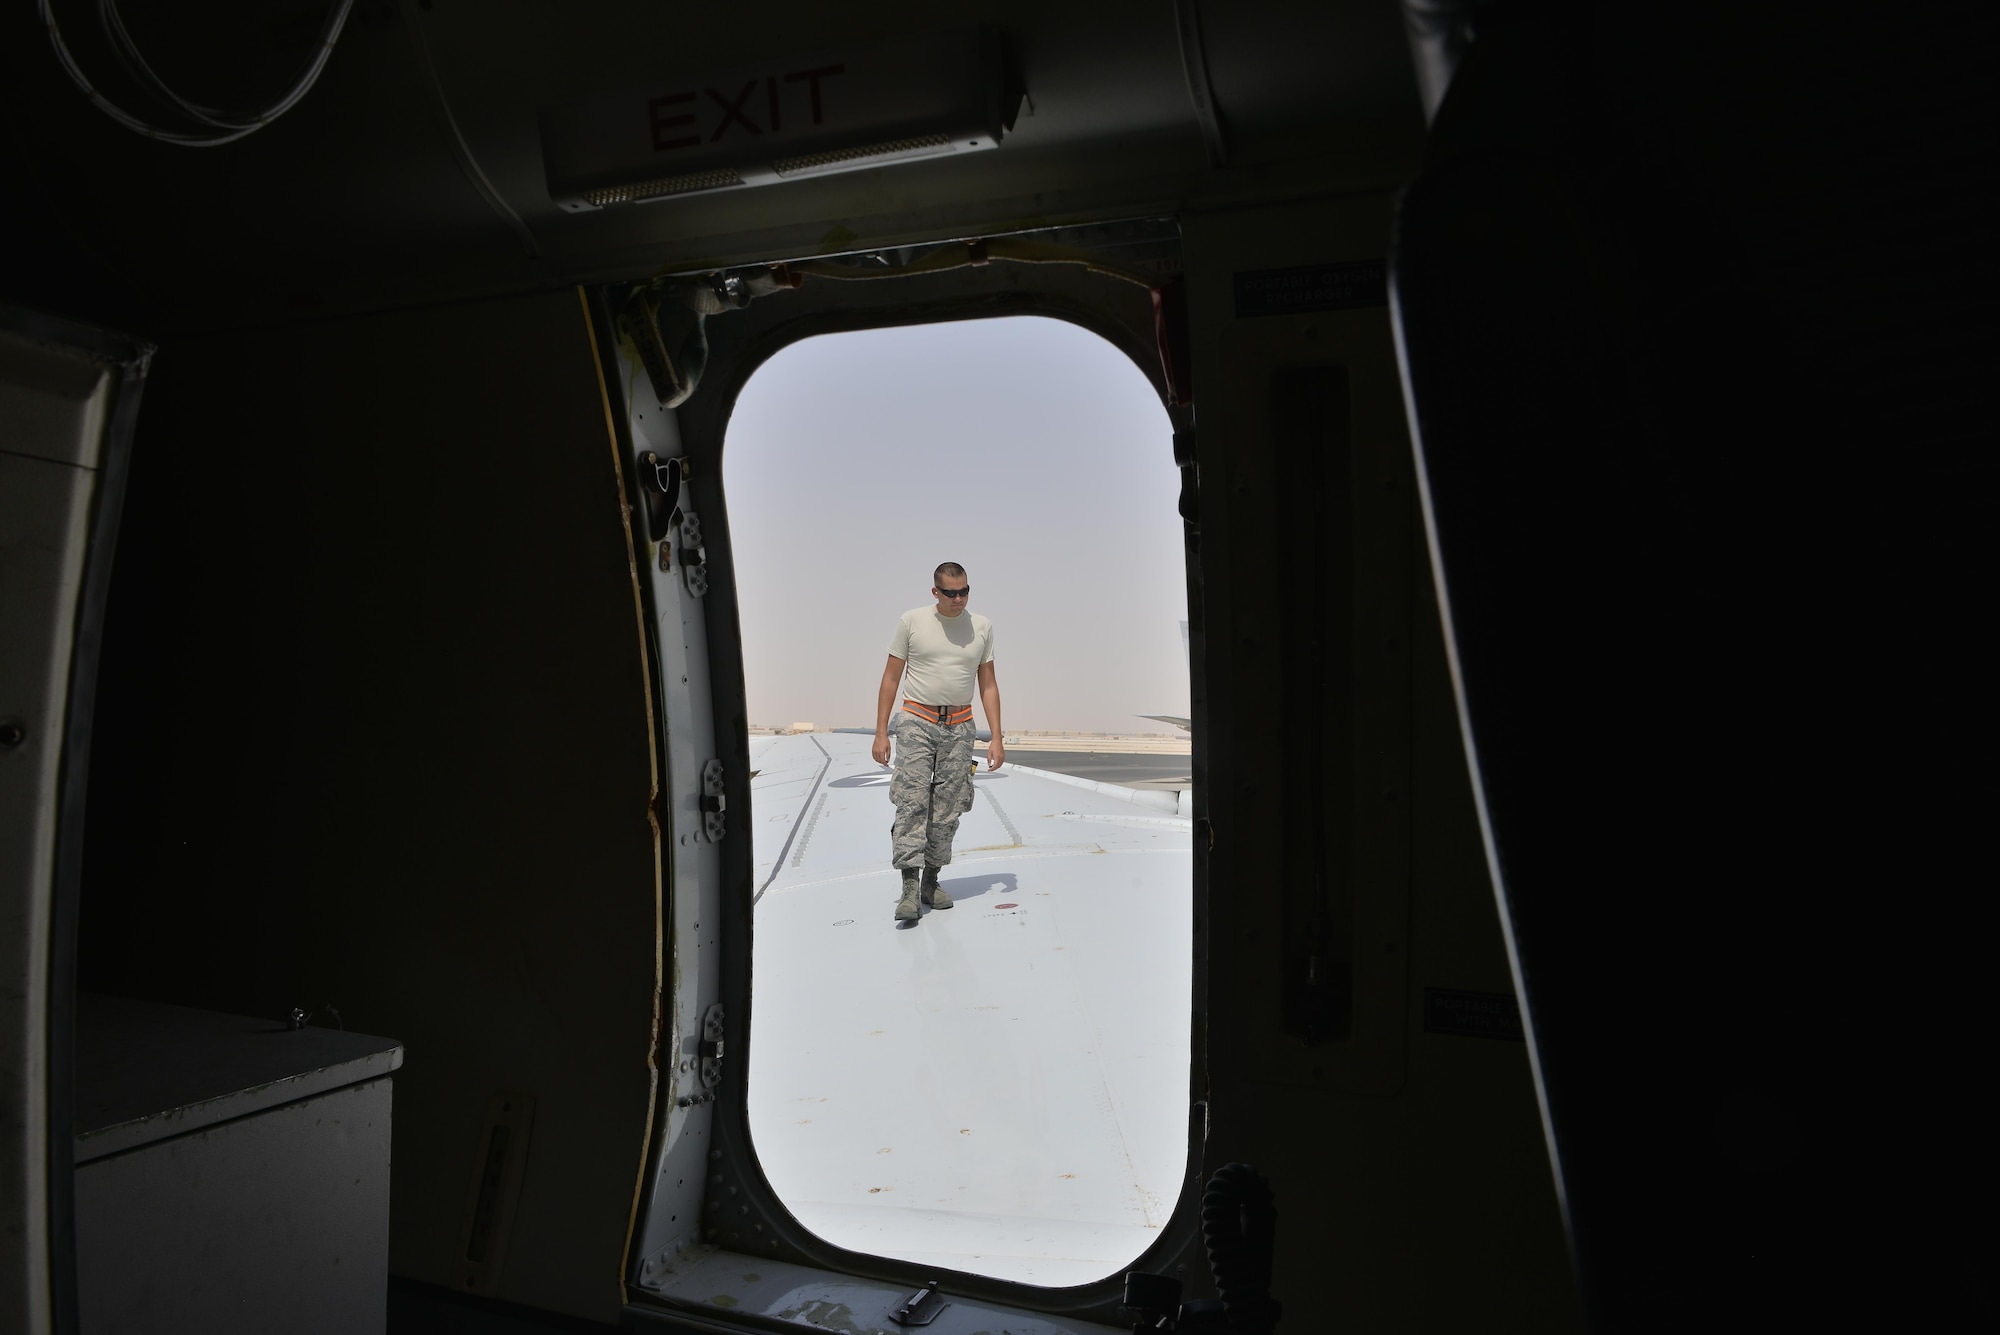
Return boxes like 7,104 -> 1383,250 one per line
540,28 -> 1017,210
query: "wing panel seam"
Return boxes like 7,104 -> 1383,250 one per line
755,735 -> 833,903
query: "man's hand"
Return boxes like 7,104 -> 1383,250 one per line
874,656 -> 905,767
977,662 -> 1003,770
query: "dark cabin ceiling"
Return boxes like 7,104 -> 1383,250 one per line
0,0 -> 1424,333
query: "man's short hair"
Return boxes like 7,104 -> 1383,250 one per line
934,562 -> 967,587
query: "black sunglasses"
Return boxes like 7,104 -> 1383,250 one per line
935,585 -> 970,599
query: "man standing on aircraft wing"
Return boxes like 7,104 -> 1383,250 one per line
872,562 -> 1005,922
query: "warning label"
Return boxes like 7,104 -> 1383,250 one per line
1233,260 -> 1387,318
1423,988 -> 1525,1041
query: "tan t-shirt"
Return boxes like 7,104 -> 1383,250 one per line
888,606 -> 994,707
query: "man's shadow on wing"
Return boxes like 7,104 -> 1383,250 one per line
936,871 -> 1016,903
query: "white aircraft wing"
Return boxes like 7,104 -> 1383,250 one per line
746,732 -> 1192,1288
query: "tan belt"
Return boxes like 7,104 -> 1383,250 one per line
902,699 -> 973,726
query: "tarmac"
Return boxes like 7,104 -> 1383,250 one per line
1003,750 -> 1192,792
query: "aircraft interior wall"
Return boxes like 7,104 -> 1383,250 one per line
1179,196 -> 1578,1332
0,319 -> 144,1335
75,288 -> 662,1320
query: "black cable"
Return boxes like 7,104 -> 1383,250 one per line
39,0 -> 355,147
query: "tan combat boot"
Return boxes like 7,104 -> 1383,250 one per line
895,870 -> 922,921
920,866 -> 953,910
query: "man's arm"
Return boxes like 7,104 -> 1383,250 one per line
978,660 -> 1005,770
871,655 -> 905,765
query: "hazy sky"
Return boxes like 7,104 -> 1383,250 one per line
723,316 -> 1188,734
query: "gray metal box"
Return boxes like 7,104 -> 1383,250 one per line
73,995 -> 403,1334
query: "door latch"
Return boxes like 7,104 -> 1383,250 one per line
1172,429 -> 1199,530
700,758 -> 726,841
889,1279 -> 947,1327
636,451 -> 682,547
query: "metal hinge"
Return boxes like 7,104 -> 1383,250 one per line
679,508 -> 709,597
700,758 -> 726,841
675,1003 -> 726,1108
698,1002 -> 725,1089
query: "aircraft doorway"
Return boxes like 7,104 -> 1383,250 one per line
726,317 -> 1192,1287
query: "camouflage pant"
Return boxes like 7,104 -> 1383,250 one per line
890,711 -> 976,869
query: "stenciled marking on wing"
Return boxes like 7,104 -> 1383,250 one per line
982,788 -> 1024,846
790,792 -> 831,867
